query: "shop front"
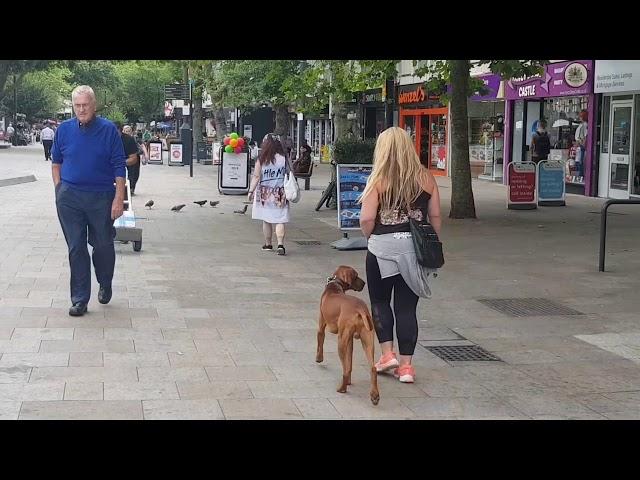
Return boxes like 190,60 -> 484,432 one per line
503,60 -> 595,196
360,88 -> 386,140
594,60 -> 640,199
398,83 -> 448,176
467,73 -> 505,181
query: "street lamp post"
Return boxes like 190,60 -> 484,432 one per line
13,74 -> 18,126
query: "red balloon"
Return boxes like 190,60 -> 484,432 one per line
223,137 -> 230,145
234,146 -> 242,154
237,137 -> 245,147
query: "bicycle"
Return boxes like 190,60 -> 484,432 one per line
315,159 -> 337,211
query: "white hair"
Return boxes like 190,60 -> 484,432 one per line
71,85 -> 96,102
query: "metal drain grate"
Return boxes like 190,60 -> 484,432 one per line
424,345 -> 501,362
293,240 -> 322,245
477,298 -> 584,317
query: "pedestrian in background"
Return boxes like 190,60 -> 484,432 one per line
248,133 -> 291,256
51,85 -> 126,317
41,122 -> 55,161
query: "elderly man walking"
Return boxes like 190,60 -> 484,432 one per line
51,85 -> 127,316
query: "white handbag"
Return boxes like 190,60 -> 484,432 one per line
284,156 -> 301,203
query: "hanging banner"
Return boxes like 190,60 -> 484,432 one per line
508,162 -> 537,210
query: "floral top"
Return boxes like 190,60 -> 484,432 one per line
372,191 -> 431,235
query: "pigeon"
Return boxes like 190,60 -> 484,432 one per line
233,205 -> 248,214
144,200 -> 154,209
209,201 -> 220,207
171,204 -> 186,212
193,200 -> 207,207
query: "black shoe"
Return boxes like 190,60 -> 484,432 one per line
277,245 -> 286,256
69,303 -> 88,316
98,285 -> 112,304
262,244 -> 273,251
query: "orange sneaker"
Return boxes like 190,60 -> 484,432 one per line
393,364 -> 415,383
375,351 -> 399,373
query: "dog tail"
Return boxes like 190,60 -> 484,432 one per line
361,310 -> 374,332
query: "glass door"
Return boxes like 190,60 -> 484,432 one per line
633,95 -> 640,196
609,101 -> 633,199
419,114 -> 430,168
430,113 -> 447,174
401,109 -> 448,175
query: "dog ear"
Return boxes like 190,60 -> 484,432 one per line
335,266 -> 352,288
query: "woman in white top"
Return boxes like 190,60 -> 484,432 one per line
248,133 -> 291,255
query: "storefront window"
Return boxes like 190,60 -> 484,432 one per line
468,101 -> 504,178
543,95 -> 589,185
543,96 -> 588,149
403,116 -> 416,143
512,101 -> 524,162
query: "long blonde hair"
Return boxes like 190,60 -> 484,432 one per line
359,127 -> 427,213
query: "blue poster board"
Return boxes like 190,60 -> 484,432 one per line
337,164 -> 373,230
537,160 -> 566,206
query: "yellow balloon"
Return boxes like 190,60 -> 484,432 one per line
230,138 -> 238,147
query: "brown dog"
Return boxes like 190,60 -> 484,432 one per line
316,266 -> 379,405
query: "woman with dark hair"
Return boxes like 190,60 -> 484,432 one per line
248,133 -> 291,255
293,143 -> 312,175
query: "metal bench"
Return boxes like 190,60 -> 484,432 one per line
295,162 -> 315,191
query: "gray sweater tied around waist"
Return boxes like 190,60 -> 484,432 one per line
367,232 -> 438,299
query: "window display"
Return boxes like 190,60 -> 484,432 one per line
469,101 -> 504,179
543,95 -> 588,184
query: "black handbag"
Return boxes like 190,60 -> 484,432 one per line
409,218 -> 444,269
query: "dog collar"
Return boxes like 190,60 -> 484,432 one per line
326,275 -> 348,289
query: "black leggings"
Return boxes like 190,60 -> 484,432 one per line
127,162 -> 140,192
366,251 -> 419,355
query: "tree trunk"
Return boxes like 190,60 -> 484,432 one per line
274,104 -> 289,136
333,102 -> 350,140
449,60 -> 477,219
214,107 -> 227,141
192,85 -> 203,149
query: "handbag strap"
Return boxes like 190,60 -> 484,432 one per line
284,153 -> 294,176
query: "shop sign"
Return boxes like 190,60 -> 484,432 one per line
507,161 -> 537,209
148,142 -> 163,164
470,73 -> 503,101
220,152 -> 249,189
399,85 -> 426,104
337,164 -> 373,230
169,143 -> 183,165
505,61 -> 593,100
362,89 -> 383,103
537,160 -> 566,206
595,60 -> 640,93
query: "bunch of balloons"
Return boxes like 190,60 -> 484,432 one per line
223,132 -> 245,154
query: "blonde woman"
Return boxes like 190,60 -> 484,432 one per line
359,127 -> 442,383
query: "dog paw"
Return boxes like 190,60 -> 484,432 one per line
337,384 -> 348,393
315,355 -> 323,363
370,391 -> 380,405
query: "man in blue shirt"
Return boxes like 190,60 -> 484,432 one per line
51,85 -> 127,317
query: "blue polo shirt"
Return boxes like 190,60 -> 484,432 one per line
51,116 -> 127,192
